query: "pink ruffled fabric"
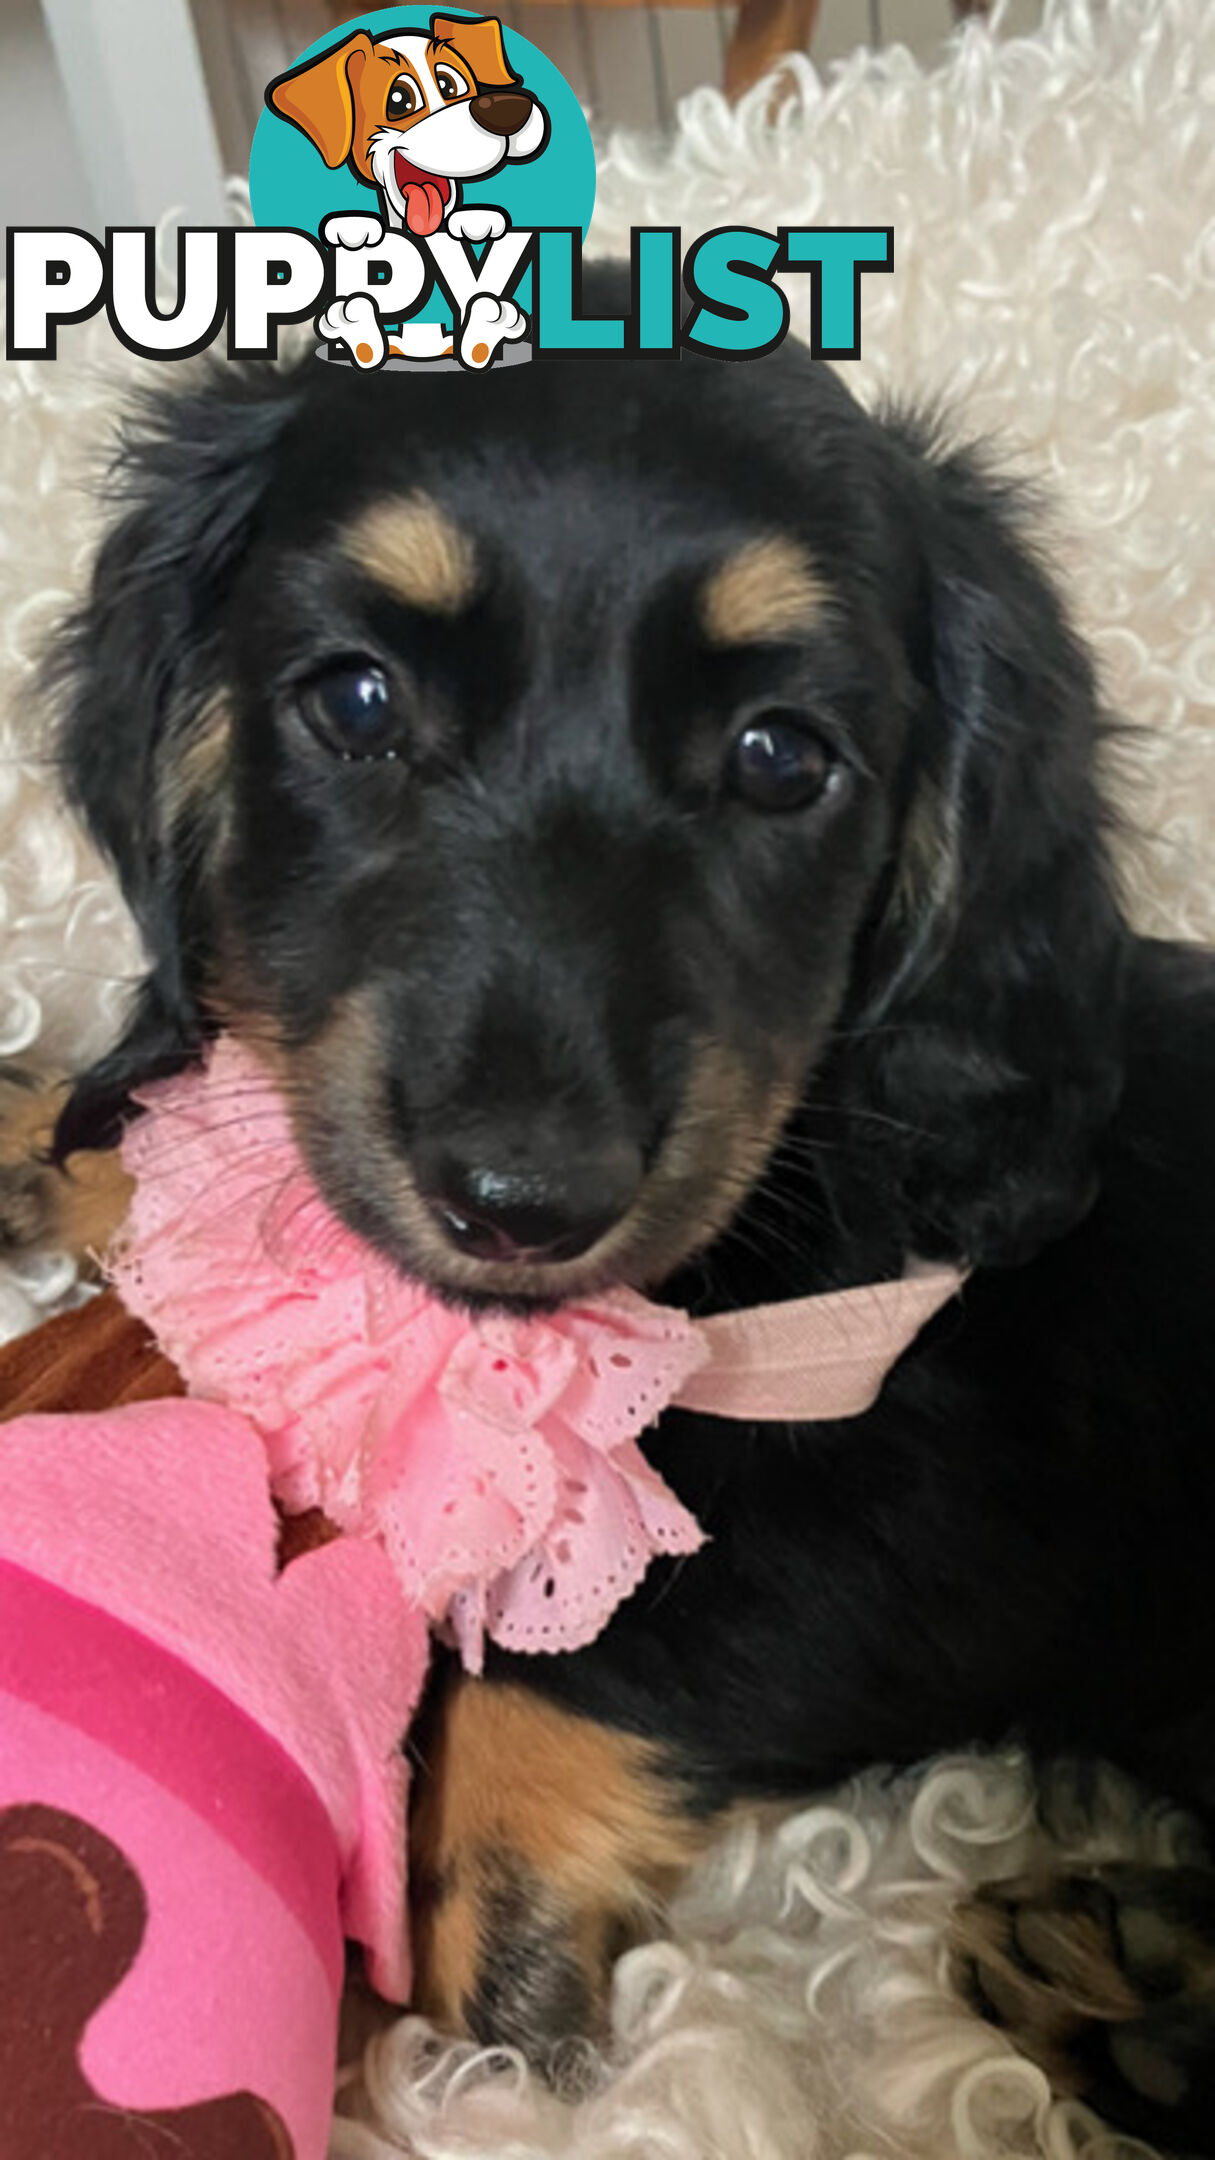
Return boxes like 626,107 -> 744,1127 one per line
112,1038 -> 707,1671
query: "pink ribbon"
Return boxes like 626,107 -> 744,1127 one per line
678,1264 -> 964,1421
112,1038 -> 966,1672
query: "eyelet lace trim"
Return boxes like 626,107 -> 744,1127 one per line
112,1038 -> 707,1671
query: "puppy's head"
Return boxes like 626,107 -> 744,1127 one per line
52,299 -> 1126,1307
268,16 -> 548,237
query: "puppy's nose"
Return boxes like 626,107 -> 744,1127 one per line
421,1144 -> 641,1265
470,90 -> 534,137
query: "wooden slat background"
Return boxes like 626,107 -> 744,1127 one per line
190,0 -> 1042,174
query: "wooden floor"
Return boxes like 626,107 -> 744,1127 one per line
191,0 -> 1046,167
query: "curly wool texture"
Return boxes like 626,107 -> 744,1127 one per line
0,0 -> 1212,2151
0,316 -> 149,1341
594,0 -> 1215,950
337,1755 -> 1196,2160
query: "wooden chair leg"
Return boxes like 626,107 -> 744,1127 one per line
724,0 -> 822,99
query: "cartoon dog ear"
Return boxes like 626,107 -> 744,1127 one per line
266,30 -> 375,168
431,13 -> 520,87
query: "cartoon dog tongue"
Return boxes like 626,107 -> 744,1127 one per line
394,152 -> 449,237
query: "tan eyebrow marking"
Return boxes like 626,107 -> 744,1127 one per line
341,493 -> 477,614
701,537 -> 828,645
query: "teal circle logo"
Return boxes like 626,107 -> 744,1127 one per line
249,9 -> 595,344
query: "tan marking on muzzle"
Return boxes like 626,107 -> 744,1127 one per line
277,995 -> 807,1305
277,987 -> 464,1260
612,1036 -> 803,1284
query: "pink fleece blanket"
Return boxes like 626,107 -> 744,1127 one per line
0,1398 -> 424,2158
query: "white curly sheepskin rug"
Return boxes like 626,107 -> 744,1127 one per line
2,2 -> 1213,2154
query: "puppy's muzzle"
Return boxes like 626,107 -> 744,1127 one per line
471,90 -> 534,137
416,1135 -> 643,1265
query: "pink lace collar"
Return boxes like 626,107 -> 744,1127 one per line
111,1039 -> 963,1670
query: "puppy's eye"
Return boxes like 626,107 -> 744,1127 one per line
299,661 -> 401,760
434,65 -> 468,100
387,74 -> 421,117
726,710 -> 839,812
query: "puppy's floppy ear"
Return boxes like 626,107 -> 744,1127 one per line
47,367 -> 298,1157
821,423 -> 1129,1267
431,14 -> 520,88
266,31 -> 375,169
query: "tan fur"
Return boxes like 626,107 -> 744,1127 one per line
411,1851 -> 483,2028
950,1878 -> 1145,2092
626,1038 -> 802,1281
0,1083 -> 133,1269
279,985 -> 805,1305
341,494 -> 477,616
892,774 -> 962,926
158,696 -> 233,850
410,1676 -> 709,2029
701,538 -> 827,646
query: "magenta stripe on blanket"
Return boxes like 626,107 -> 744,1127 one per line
0,1554 -> 343,1990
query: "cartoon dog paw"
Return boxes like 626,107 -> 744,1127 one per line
321,212 -> 384,252
317,293 -> 385,369
445,206 -> 510,245
459,293 -> 527,370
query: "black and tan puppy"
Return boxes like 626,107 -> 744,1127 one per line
8,280 -> 1215,2150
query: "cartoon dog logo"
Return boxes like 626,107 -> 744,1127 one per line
267,14 -> 548,367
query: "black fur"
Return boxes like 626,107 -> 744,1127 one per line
49,376 -> 297,1147
46,284 -> 1215,2146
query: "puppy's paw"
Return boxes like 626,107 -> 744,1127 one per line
951,1864 -> 1215,2147
0,1158 -> 57,1258
0,1083 -> 132,1269
445,206 -> 509,245
317,294 -> 385,369
409,1675 -> 708,2074
459,293 -> 526,371
321,212 -> 385,251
